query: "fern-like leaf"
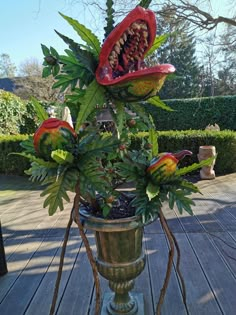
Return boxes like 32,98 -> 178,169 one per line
55,30 -> 98,71
147,96 -> 173,111
30,97 -> 48,122
176,156 -> 216,176
75,80 -> 106,131
59,13 -> 101,57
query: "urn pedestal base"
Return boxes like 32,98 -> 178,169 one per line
101,292 -> 144,315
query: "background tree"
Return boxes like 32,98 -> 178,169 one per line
0,53 -> 17,78
18,57 -> 43,77
148,7 -> 201,99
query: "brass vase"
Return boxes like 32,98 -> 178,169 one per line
79,209 -> 146,315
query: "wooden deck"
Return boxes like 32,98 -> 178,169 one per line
0,173 -> 236,315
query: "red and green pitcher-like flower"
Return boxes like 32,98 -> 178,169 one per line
33,118 -> 77,161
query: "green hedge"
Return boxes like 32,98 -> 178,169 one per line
1,130 -> 236,176
131,130 -> 236,175
0,135 -> 30,175
146,95 -> 236,131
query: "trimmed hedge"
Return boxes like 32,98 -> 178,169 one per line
131,130 -> 236,176
146,95 -> 236,131
1,130 -> 236,176
0,135 -> 30,175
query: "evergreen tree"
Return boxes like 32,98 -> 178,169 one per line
149,7 -> 201,99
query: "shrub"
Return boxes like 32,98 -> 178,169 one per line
0,90 -> 27,134
0,135 -> 30,175
1,130 -> 236,176
146,95 -> 236,131
131,130 -> 236,175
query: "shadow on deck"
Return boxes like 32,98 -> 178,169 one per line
0,173 -> 236,315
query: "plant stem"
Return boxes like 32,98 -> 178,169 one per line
73,181 -> 101,315
49,209 -> 73,315
156,209 -> 175,315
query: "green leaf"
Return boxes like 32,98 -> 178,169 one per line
146,34 -> 170,56
20,136 -> 35,154
51,150 -> 74,165
147,96 -> 173,111
129,102 -> 152,128
75,80 -> 106,131
11,152 -> 57,168
52,64 -> 60,76
55,31 -> 98,72
40,169 -> 77,215
146,182 -> 159,201
30,97 -> 48,122
41,44 -> 50,56
59,13 -> 101,57
148,129 -> 158,158
138,0 -> 152,8
175,156 -> 216,176
42,66 -> 52,78
111,101 -> 125,138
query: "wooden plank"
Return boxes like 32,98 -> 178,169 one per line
161,204 -> 184,233
146,233 -> 187,315
135,237 -> 156,315
188,232 -> 236,314
192,200 -> 224,232
211,207 -> 236,231
56,234 -> 96,315
24,234 -> 81,315
0,236 -> 44,302
174,233 -> 223,315
0,236 -> 62,314
145,218 -> 163,234
207,232 -> 236,278
175,211 -> 205,233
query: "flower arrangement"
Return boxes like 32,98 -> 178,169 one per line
18,1 -> 213,314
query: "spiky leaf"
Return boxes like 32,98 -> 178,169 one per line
146,182 -> 159,200
75,80 -> 106,131
59,13 -> 101,57
176,156 -> 216,176
148,129 -> 158,158
30,97 -> 48,122
146,34 -> 170,56
147,96 -> 173,111
51,149 -> 74,165
55,31 -> 98,72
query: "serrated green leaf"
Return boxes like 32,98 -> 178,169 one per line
30,97 -> 48,122
146,34 -> 170,56
42,66 -> 52,78
50,46 -> 59,58
138,0 -> 152,9
51,150 -> 74,165
40,171 -> 73,215
148,129 -> 158,158
169,191 -> 175,209
55,31 -> 98,73
11,152 -> 57,168
41,44 -> 50,56
147,96 -> 173,111
20,136 -> 35,154
52,64 -> 60,76
146,182 -> 159,201
176,156 -> 216,176
75,80 -> 105,131
59,13 -> 101,57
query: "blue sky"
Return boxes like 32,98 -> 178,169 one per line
0,0 -> 231,71
0,0 -> 105,69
